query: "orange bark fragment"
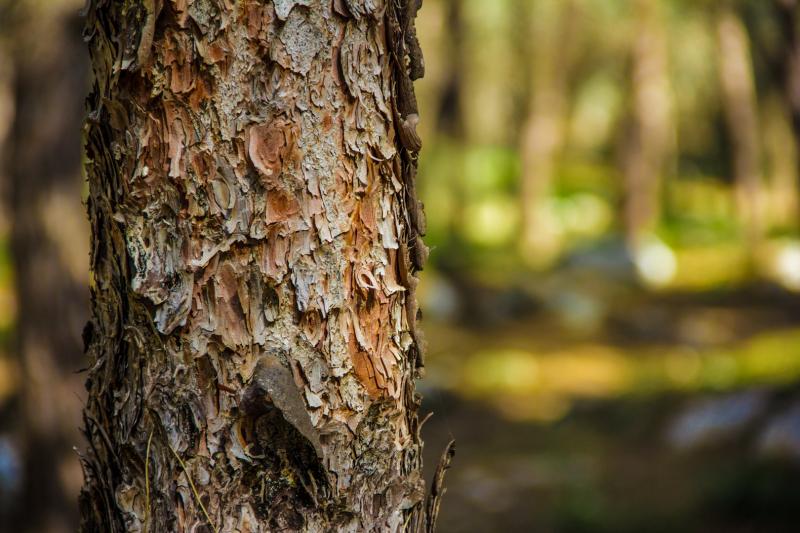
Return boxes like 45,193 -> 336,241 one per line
265,189 -> 301,225
248,121 -> 293,183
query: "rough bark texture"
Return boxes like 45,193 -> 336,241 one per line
79,1 -> 443,531
2,2 -> 89,531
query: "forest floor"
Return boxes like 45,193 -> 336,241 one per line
419,274 -> 800,533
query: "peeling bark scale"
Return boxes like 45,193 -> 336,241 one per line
79,1 -> 452,531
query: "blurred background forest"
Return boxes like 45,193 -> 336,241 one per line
3,0 -> 800,532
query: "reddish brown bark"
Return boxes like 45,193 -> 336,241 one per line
79,1 -> 449,531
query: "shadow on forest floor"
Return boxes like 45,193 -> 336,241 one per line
420,275 -> 800,533
422,388 -> 800,533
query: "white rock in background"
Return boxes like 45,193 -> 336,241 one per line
667,390 -> 768,451
758,401 -> 800,460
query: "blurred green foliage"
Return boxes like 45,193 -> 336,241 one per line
416,0 -> 800,289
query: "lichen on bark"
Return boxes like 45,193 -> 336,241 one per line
79,0 -> 441,531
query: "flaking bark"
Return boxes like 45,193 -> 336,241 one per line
79,1 -> 441,531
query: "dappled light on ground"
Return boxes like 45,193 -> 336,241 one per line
426,320 -> 800,424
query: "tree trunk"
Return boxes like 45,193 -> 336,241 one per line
434,0 -> 468,258
509,0 -> 531,139
621,0 -> 674,249
79,1 -> 450,532
519,0 -> 578,266
435,0 -> 464,140
776,0 -> 800,225
716,4 -> 764,251
2,2 -> 89,531
778,0 -> 800,145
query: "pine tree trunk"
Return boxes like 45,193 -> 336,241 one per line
79,1 -> 450,531
716,4 -> 764,250
518,0 -> 577,266
778,1 -> 800,140
622,0 -> 673,249
776,0 -> 800,223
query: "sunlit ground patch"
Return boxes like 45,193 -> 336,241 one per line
428,327 -> 800,423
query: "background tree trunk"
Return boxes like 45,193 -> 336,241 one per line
518,0 -> 578,266
778,0 -> 800,147
434,0 -> 468,262
435,0 -> 464,141
775,0 -> 800,226
716,4 -> 764,252
621,0 -> 674,249
79,1 -> 448,531
1,1 -> 89,531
